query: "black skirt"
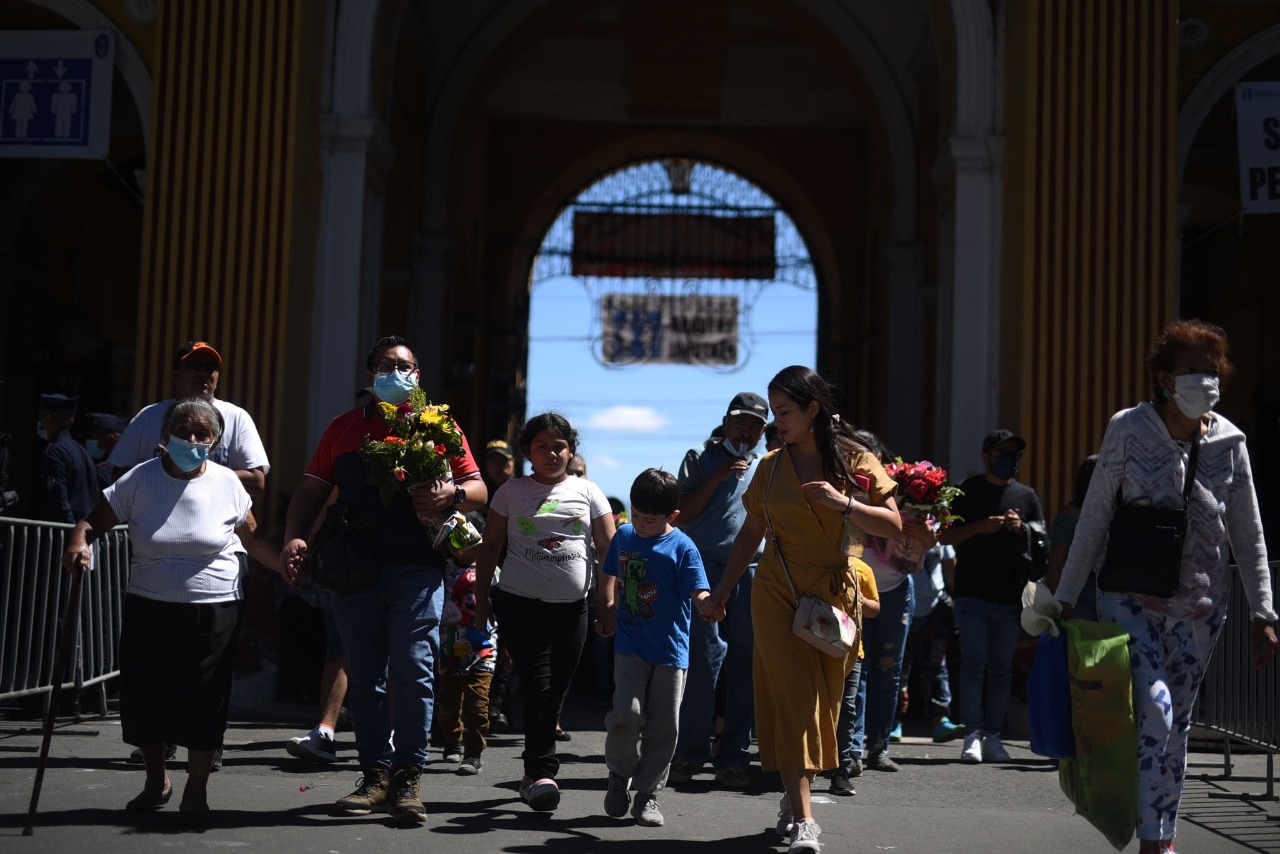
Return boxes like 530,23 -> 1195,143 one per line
119,594 -> 244,750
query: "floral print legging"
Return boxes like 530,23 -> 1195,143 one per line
1098,593 -> 1225,841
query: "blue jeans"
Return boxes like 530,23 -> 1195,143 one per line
836,658 -> 863,769
862,576 -> 914,757
675,559 -> 755,770
954,596 -> 1022,735
331,563 -> 443,769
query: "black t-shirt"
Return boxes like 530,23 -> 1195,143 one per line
950,475 -> 1044,605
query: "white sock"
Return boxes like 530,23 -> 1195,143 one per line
316,725 -> 335,739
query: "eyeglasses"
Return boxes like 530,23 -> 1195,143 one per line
179,360 -> 220,373
372,360 -> 417,375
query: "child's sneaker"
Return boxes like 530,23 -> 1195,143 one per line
775,792 -> 794,837
604,772 -> 630,818
829,767 -> 855,796
521,777 -> 560,812
457,756 -> 482,775
442,744 -> 463,763
981,733 -> 1011,762
286,728 -> 338,763
630,792 -> 663,827
931,717 -> 965,743
788,818 -> 822,853
960,731 -> 983,764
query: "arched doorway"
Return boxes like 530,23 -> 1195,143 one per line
523,158 -> 818,501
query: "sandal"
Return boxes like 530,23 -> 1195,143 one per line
125,784 -> 173,813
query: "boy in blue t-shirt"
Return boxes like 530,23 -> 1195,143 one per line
597,468 -> 715,827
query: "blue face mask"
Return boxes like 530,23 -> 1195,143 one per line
374,369 -> 417,405
36,422 -> 48,442
990,453 -> 1020,480
166,435 -> 212,472
86,439 -> 104,461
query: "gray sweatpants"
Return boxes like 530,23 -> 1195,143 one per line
604,653 -> 687,796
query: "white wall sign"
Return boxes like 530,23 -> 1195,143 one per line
0,31 -> 114,159
600,293 -> 739,366
1236,82 -> 1280,214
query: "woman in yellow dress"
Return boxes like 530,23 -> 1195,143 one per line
709,366 -> 901,854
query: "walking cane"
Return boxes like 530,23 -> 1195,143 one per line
23,567 -> 85,836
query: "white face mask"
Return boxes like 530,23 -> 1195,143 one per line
1172,373 -> 1220,419
724,439 -> 758,458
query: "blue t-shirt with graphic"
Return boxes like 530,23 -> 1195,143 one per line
604,524 -> 709,668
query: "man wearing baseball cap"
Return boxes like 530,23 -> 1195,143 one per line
108,340 -> 270,499
668,391 -> 769,789
939,428 -> 1044,766
36,393 -> 100,523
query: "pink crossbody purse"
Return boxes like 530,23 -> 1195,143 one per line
763,455 -> 860,658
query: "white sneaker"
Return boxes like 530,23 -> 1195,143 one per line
789,818 -> 822,853
960,731 -> 983,764
775,793 -> 793,837
286,728 -> 337,763
982,733 -> 1011,762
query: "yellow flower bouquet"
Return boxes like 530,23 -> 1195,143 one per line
359,386 -> 466,507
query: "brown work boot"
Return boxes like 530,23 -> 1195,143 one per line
333,766 -> 390,816
389,764 -> 426,826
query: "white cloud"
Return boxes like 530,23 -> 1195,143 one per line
588,406 -> 669,433
591,453 -> 622,471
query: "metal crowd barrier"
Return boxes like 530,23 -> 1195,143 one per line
0,517 -> 130,715
1193,560 -> 1279,802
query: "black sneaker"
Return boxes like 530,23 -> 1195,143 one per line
848,756 -> 863,777
666,759 -> 701,785
489,710 -> 509,733
457,756 -> 482,775
829,767 -> 856,796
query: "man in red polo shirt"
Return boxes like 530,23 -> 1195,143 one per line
281,335 -> 486,827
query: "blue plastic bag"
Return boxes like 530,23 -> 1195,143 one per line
1027,629 -> 1074,758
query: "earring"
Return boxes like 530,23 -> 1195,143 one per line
808,420 -> 815,434
1162,388 -> 1171,399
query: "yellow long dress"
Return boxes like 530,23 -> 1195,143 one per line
744,447 -> 897,772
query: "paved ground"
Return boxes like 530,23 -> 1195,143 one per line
1,700 -> 1277,853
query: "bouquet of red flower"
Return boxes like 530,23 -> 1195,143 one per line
360,387 -> 466,508
882,458 -> 964,530
881,458 -> 963,567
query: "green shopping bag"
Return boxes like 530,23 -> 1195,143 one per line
1058,619 -> 1138,851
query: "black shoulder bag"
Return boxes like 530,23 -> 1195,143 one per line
308,505 -> 380,596
1096,436 -> 1199,599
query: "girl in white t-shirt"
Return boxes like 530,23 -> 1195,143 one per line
475,413 -> 615,813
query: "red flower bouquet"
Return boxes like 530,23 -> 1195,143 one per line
882,458 -> 964,565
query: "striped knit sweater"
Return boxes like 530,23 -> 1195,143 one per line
1057,402 -> 1277,622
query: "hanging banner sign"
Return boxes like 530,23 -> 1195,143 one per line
572,211 -> 776,279
0,31 -> 114,159
1236,82 -> 1280,213
600,293 -> 739,366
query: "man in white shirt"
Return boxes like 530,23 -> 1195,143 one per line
108,340 -> 270,500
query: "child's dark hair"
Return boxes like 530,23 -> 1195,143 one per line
768,365 -> 868,490
629,468 -> 679,517
519,412 -> 579,455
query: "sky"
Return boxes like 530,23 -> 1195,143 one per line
522,160 -> 818,507
525,276 -> 816,507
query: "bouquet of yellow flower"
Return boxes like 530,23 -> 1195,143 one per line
360,387 -> 466,507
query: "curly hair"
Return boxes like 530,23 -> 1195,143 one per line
1147,319 -> 1234,401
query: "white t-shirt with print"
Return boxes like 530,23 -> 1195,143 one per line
490,475 -> 612,603
105,457 -> 252,604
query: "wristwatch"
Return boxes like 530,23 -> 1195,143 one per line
453,486 -> 466,507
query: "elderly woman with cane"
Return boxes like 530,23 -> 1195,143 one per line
62,398 -> 258,825
1056,320 -> 1277,854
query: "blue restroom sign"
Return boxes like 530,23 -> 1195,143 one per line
0,31 -> 114,159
